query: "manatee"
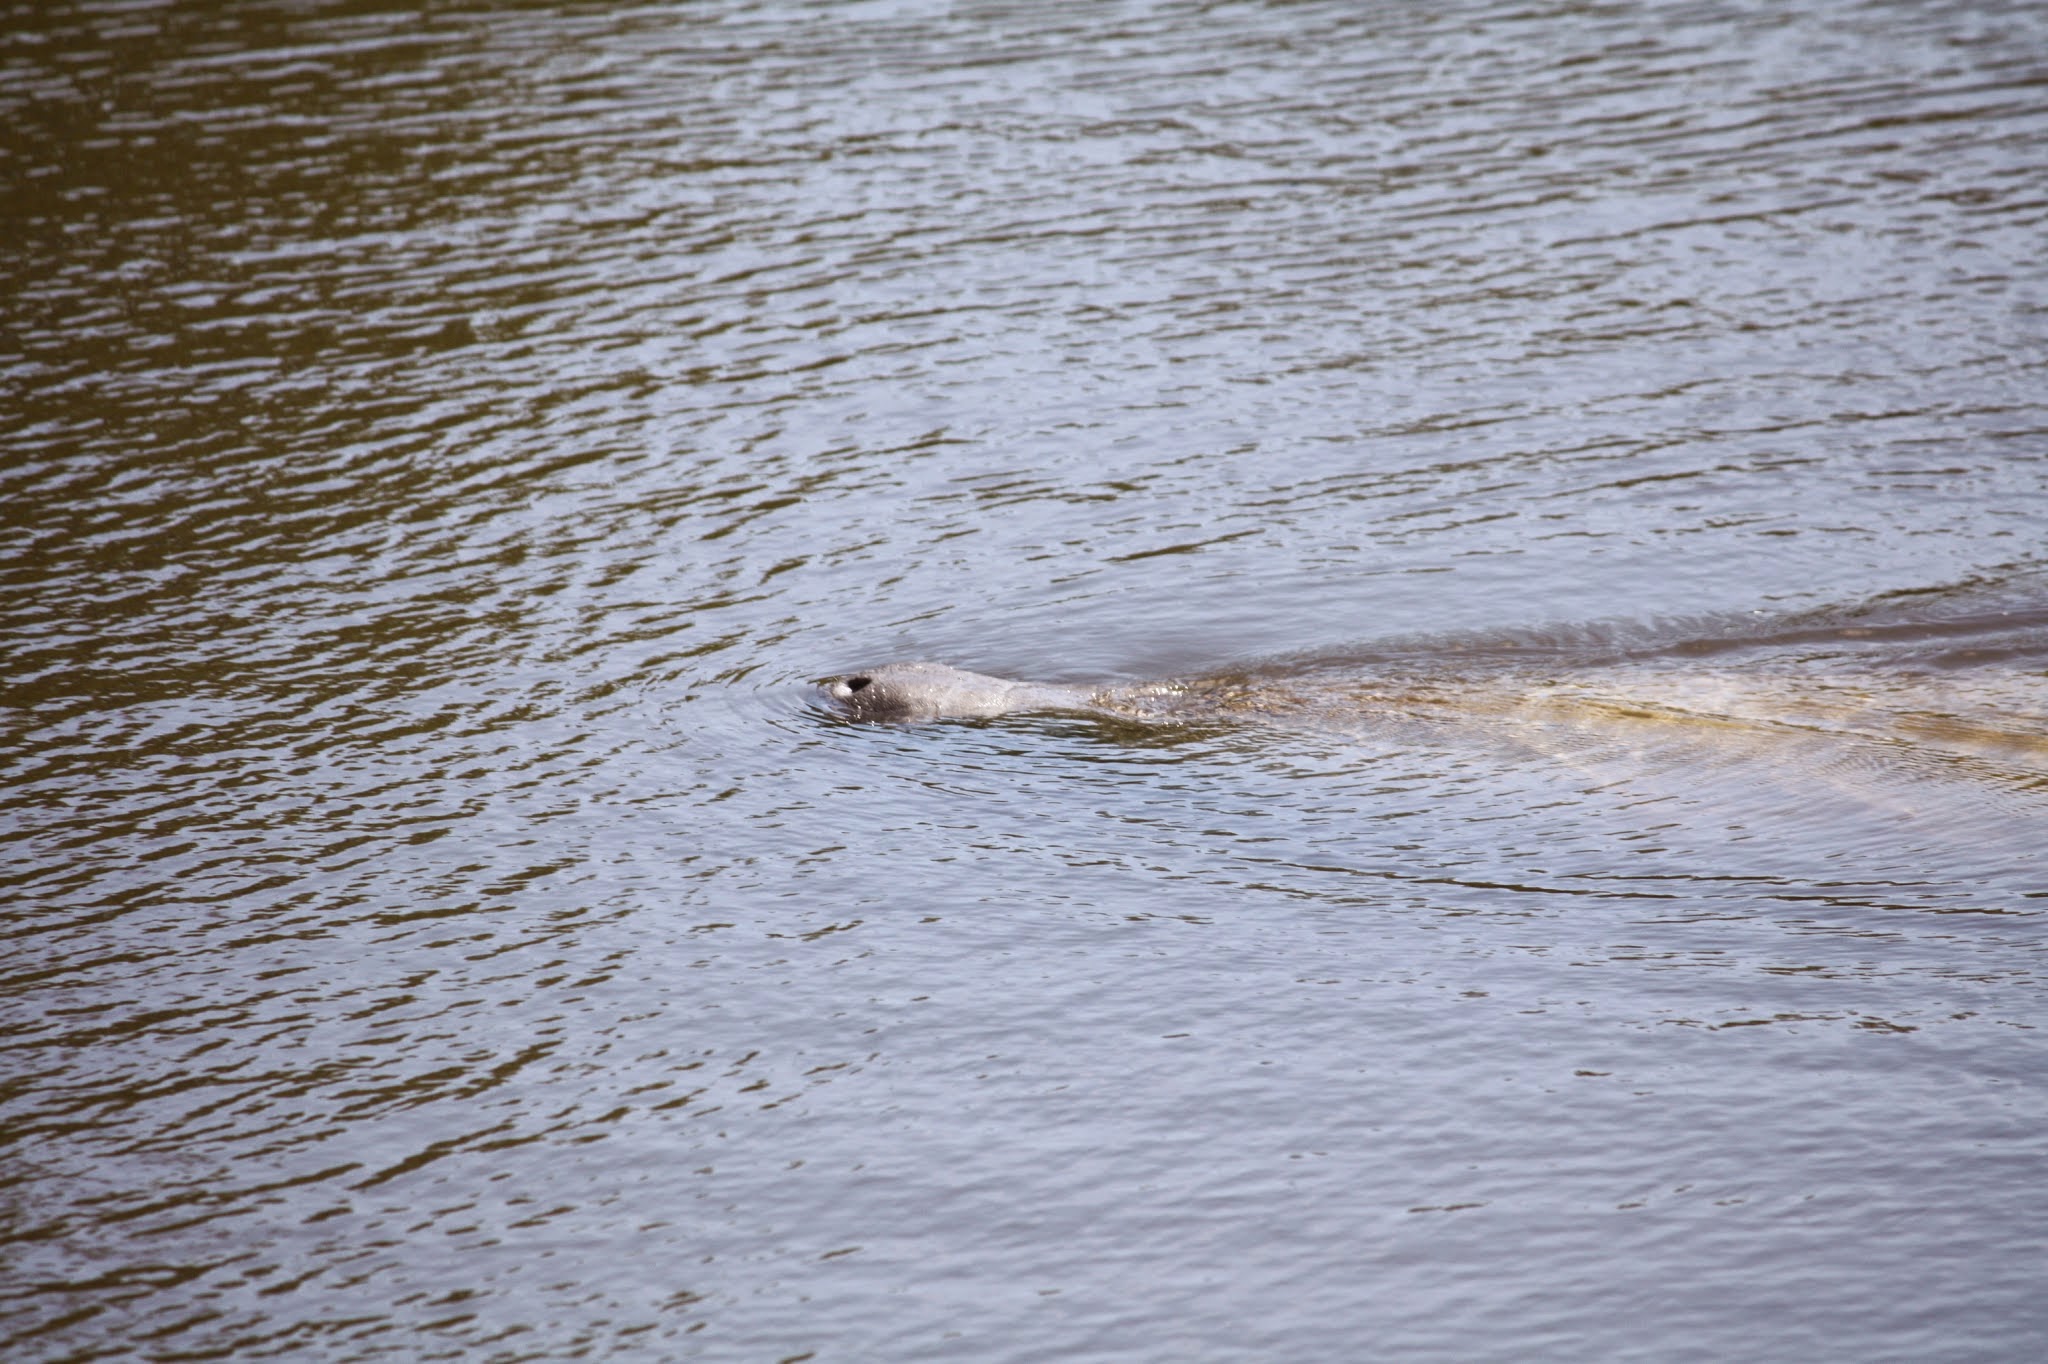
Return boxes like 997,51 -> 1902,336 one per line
816,656 -> 2048,795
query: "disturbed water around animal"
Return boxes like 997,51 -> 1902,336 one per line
5,2 -> 2048,1359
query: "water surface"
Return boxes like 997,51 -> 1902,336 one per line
4,1 -> 2047,1359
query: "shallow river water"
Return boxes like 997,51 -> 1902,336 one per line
5,1 -> 2048,1360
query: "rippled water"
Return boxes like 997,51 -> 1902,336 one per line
5,1 -> 2047,1359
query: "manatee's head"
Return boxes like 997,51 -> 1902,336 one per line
819,661 -> 1048,722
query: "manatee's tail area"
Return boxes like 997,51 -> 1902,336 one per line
1462,671 -> 2047,830
1152,602 -> 2048,853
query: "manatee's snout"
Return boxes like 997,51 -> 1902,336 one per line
826,674 -> 874,702
820,667 -> 928,721
822,672 -> 881,714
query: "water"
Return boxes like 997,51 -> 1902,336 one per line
4,1 -> 2047,1359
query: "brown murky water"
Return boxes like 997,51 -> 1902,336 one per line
5,1 -> 2047,1359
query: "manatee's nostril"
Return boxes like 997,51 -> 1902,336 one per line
846,676 -> 871,692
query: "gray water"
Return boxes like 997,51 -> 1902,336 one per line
5,1 -> 2048,1359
